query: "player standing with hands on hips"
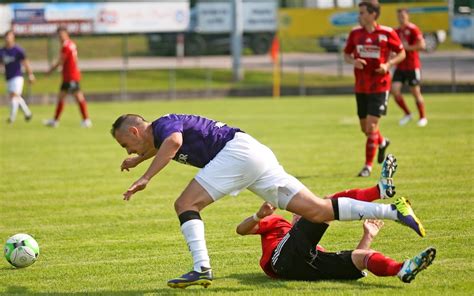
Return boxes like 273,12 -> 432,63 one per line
44,26 -> 91,128
343,1 -> 406,177
392,8 -> 428,127
111,113 -> 425,289
0,30 -> 34,124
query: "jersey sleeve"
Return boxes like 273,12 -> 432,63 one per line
388,29 -> 404,53
17,47 -> 26,60
343,31 -> 355,54
412,26 -> 424,41
255,215 -> 286,235
152,116 -> 184,148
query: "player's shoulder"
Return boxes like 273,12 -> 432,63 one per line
377,25 -> 395,33
349,25 -> 364,34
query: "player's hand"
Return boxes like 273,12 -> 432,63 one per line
123,177 -> 149,201
28,74 -> 35,84
363,219 -> 384,238
354,58 -> 367,69
121,157 -> 140,172
256,202 -> 276,219
375,63 -> 390,74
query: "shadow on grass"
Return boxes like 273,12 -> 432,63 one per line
223,272 -> 399,289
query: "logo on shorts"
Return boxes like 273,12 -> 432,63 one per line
358,213 -> 364,220
176,153 -> 188,164
379,105 -> 385,111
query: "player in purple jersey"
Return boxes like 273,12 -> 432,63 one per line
0,30 -> 34,124
111,113 -> 426,289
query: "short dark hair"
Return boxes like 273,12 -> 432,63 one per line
57,26 -> 68,34
111,114 -> 147,137
359,1 -> 381,20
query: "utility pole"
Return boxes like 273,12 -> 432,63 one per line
231,0 -> 244,82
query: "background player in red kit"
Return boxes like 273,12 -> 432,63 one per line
343,1 -> 406,177
44,26 -> 91,128
392,8 -> 428,127
236,158 -> 436,283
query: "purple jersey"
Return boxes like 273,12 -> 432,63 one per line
151,114 -> 243,168
0,45 -> 26,80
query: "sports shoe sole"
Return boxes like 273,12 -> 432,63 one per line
380,154 -> 397,198
401,247 -> 436,283
168,279 -> 212,289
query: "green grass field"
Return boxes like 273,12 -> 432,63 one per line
0,94 -> 473,295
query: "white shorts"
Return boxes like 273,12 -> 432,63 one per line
195,132 -> 305,209
7,76 -> 24,95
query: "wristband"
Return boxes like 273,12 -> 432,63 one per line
252,213 -> 261,222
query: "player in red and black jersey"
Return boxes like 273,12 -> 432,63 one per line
392,8 -> 428,127
237,167 -> 436,283
343,1 -> 406,177
44,26 -> 91,128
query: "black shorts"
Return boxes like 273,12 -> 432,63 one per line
60,81 -> 80,93
271,218 -> 366,281
392,69 -> 421,86
356,92 -> 389,119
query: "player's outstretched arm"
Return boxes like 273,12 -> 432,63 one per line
123,132 -> 182,201
121,149 -> 156,171
236,202 -> 275,235
356,219 -> 384,250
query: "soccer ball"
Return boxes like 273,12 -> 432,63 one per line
4,233 -> 40,268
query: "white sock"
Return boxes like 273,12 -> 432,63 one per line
17,96 -> 32,116
9,99 -> 19,121
337,198 -> 398,221
181,219 -> 210,272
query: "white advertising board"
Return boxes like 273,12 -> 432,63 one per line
196,1 -> 277,33
6,2 -> 190,36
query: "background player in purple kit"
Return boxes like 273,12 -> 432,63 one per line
0,30 -> 34,124
111,113 -> 425,289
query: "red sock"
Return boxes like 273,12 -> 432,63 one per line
328,186 -> 380,202
416,101 -> 426,119
376,130 -> 385,146
78,100 -> 89,120
366,252 -> 403,277
54,99 -> 65,121
394,94 -> 411,115
365,131 -> 378,167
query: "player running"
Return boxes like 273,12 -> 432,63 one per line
0,30 -> 34,124
44,26 -> 91,128
392,8 -> 428,127
111,114 -> 426,289
343,1 -> 406,177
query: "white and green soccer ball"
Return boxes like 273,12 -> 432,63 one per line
4,233 -> 40,268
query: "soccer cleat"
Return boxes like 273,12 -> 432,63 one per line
81,119 -> 93,128
397,247 -> 436,283
357,166 -> 371,177
378,154 -> 397,199
167,267 -> 213,289
399,114 -> 412,126
377,138 -> 390,164
25,114 -> 33,122
417,118 -> 428,127
43,119 -> 58,128
393,197 -> 425,237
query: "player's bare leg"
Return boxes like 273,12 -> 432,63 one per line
410,85 -> 427,127
392,82 -> 412,125
168,179 -> 214,289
